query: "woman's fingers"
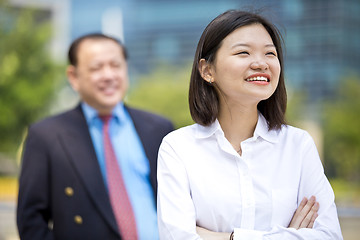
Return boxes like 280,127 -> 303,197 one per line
299,201 -> 319,228
289,197 -> 309,228
308,212 -> 318,229
289,196 -> 319,229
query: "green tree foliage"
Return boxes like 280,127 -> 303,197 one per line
285,87 -> 308,125
323,77 -> 360,181
126,63 -> 194,129
0,1 -> 64,156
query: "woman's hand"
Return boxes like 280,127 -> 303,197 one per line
288,195 -> 319,229
196,196 -> 319,239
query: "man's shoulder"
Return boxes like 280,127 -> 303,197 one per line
30,106 -> 82,131
125,105 -> 174,135
126,106 -> 172,124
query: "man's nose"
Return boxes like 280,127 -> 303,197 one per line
102,65 -> 116,78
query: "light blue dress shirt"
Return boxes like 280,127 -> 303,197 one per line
82,102 -> 159,240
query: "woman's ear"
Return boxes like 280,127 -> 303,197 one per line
198,59 -> 214,84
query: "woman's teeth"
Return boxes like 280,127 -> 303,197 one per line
246,76 -> 269,82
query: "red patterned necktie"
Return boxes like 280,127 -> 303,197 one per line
100,115 -> 138,240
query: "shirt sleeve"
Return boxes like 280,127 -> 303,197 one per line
157,137 -> 203,240
233,131 -> 343,240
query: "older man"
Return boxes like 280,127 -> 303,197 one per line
17,33 -> 174,240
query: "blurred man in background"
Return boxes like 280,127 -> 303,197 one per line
17,33 -> 174,240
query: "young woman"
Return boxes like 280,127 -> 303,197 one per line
157,10 -> 343,240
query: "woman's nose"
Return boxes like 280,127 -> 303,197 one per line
250,58 -> 268,70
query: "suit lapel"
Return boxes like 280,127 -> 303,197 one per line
127,107 -> 153,160
126,107 -> 158,198
58,106 -> 120,236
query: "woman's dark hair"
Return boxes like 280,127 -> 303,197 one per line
68,33 -> 128,66
189,10 -> 287,130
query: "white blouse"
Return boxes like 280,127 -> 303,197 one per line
157,114 -> 343,240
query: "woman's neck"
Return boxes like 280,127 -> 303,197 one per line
218,102 -> 258,154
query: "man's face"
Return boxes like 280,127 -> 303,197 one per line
67,39 -> 129,115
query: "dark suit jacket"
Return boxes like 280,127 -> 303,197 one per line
17,104 -> 174,240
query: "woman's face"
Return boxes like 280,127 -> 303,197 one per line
209,23 -> 280,107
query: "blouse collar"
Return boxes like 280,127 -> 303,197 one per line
195,112 -> 281,143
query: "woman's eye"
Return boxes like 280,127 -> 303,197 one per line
266,52 -> 277,56
236,51 -> 249,55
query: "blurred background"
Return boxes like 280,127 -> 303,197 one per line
0,0 -> 359,239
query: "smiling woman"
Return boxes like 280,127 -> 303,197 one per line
198,23 -> 281,116
157,10 -> 343,240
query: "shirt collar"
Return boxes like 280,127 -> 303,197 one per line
195,119 -> 223,139
253,113 -> 280,143
195,113 -> 280,143
81,102 -> 126,125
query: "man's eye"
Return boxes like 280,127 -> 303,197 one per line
90,67 -> 101,71
112,63 -> 121,68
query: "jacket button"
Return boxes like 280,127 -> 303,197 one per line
74,215 -> 83,224
65,187 -> 74,197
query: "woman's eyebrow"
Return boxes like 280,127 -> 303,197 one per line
231,43 -> 276,49
265,44 -> 276,48
231,43 -> 250,49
